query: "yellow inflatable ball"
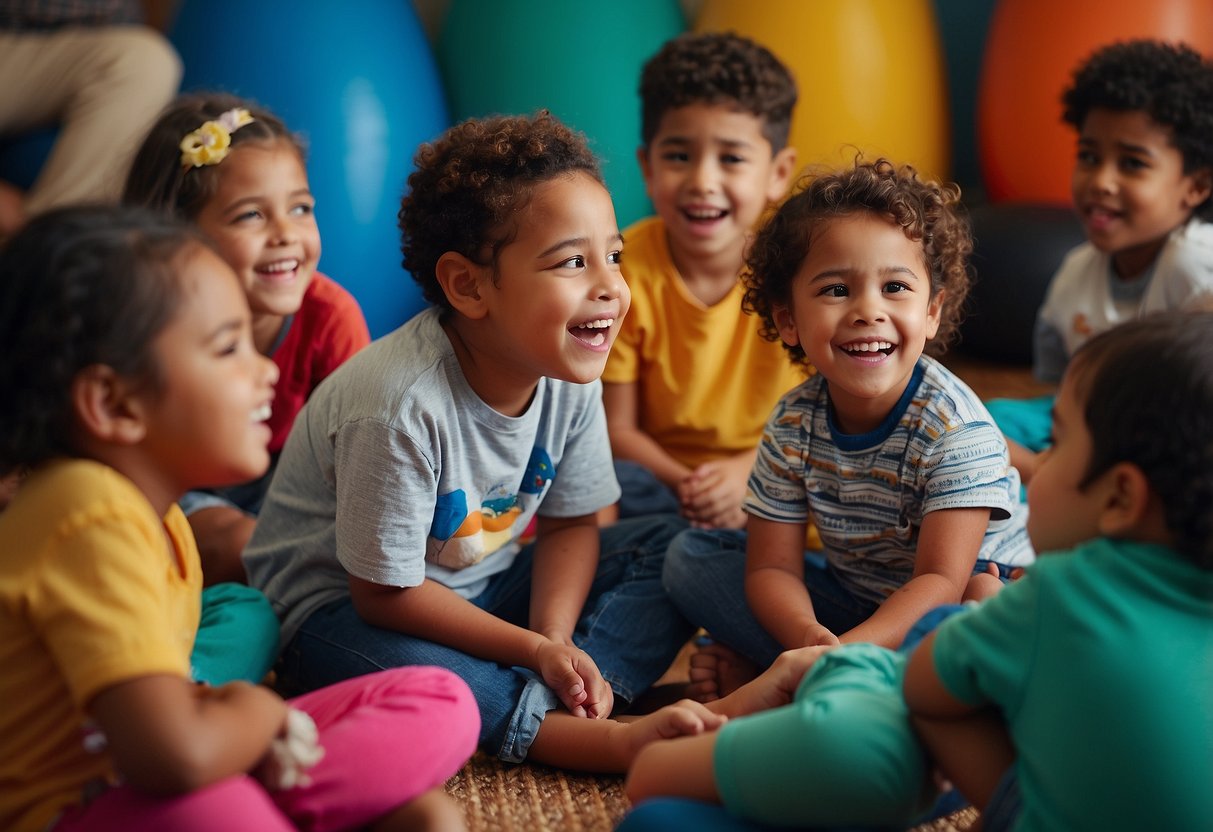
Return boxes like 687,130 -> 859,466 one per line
695,0 -> 950,182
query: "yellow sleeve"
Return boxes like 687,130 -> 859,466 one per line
35,506 -> 193,709
604,217 -> 667,385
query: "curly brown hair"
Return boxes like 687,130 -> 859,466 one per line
639,31 -> 797,152
398,111 -> 603,312
122,92 -> 304,220
743,158 -> 972,367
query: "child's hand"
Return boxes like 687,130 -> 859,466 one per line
677,456 -> 752,529
616,699 -> 727,763
801,621 -> 841,648
254,707 -> 325,790
719,644 -> 835,717
536,640 -> 614,718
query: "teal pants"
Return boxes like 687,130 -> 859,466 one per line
190,583 -> 280,685
985,395 -> 1054,453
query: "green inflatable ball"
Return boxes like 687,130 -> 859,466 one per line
436,0 -> 686,228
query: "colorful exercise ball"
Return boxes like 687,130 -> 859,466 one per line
978,0 -> 1213,205
695,0 -> 950,182
436,0 -> 686,228
170,0 -> 449,337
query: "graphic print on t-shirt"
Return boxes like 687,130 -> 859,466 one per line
426,447 -> 554,569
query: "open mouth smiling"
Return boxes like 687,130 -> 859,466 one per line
682,206 -> 727,222
256,258 -> 302,279
569,318 -> 615,347
840,340 -> 895,357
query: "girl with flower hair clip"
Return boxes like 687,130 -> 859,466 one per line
124,92 -> 371,591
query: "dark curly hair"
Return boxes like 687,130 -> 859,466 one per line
1067,310 -> 1213,570
743,158 -> 971,367
639,31 -> 797,152
123,91 -> 304,220
398,111 -> 603,312
1063,40 -> 1213,216
0,206 -> 201,474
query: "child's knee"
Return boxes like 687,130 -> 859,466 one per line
374,666 -> 478,717
662,527 -> 744,588
103,27 -> 183,96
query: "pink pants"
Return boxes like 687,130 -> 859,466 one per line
54,667 -> 478,832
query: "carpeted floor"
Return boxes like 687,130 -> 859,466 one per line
440,353 -> 1032,831
445,753 -> 632,832
443,752 -> 980,831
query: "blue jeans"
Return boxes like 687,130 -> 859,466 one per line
615,459 -> 682,519
664,528 -> 877,668
618,799 -> 902,832
618,799 -> 781,832
983,767 -> 1022,832
277,515 -> 694,763
664,528 -> 1007,667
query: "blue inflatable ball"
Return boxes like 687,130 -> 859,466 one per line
958,203 -> 1085,364
436,0 -> 686,228
170,1 -> 449,338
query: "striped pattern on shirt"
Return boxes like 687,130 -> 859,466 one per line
745,356 -> 1034,605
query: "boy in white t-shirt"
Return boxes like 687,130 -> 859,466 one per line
1002,39 -> 1213,483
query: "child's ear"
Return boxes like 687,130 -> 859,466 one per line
1183,167 -> 1213,211
766,146 -> 798,203
772,304 -> 800,348
1096,461 -> 1163,540
637,145 -> 655,195
925,290 -> 945,340
71,365 -> 148,446
435,252 -> 488,319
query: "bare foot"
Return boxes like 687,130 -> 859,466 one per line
963,562 -> 1027,603
687,637 -> 759,702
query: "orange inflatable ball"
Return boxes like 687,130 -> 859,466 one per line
978,0 -> 1213,205
695,0 -> 949,182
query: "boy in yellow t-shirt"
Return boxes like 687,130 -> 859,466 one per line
604,31 -> 806,530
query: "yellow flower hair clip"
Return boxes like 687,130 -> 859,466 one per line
179,108 -> 255,168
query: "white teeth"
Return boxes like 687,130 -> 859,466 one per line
685,208 -> 725,219
844,341 -> 893,353
259,259 -> 299,274
251,404 -> 272,422
572,319 -> 613,347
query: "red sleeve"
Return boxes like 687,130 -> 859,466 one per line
268,274 -> 371,452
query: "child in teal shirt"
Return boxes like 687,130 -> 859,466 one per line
623,310 -> 1213,831
906,310 -> 1213,831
